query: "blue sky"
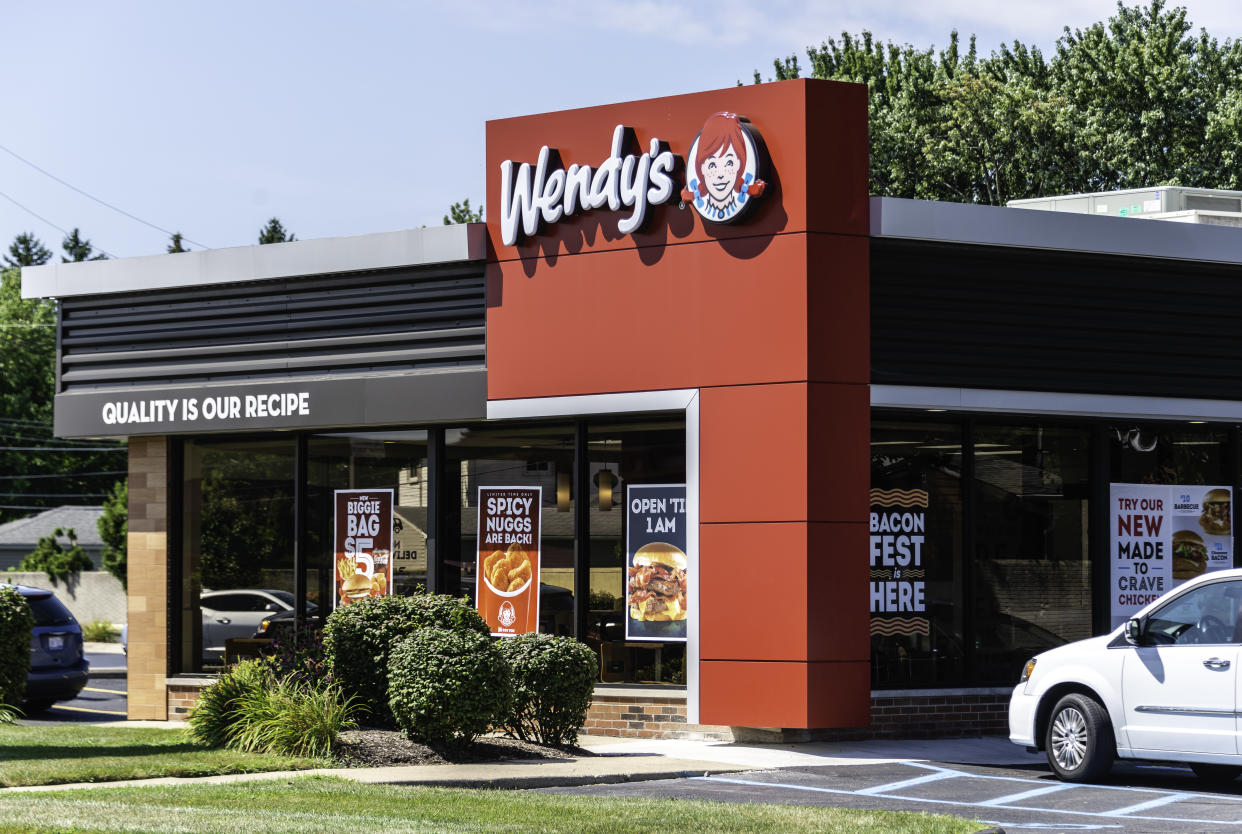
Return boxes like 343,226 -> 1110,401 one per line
3,1 -> 1240,259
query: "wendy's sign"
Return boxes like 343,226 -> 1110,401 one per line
498,112 -> 768,247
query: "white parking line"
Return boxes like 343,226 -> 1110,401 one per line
1103,792 -> 1197,817
694,763 -> 1242,826
855,769 -> 962,795
978,783 -> 1077,806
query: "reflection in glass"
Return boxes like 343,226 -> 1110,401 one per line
973,425 -> 1090,684
180,438 -> 295,672
308,431 -> 430,611
588,420 -> 686,685
1111,425 -> 1228,486
443,425 -> 576,636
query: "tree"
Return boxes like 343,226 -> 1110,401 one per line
0,267 -> 127,524
19,527 -> 94,583
3,233 -> 51,268
166,232 -> 190,253
257,217 -> 295,244
759,0 -> 1242,204
98,480 -> 127,589
61,228 -> 107,263
443,199 -> 484,224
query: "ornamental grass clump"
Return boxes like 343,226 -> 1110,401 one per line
229,677 -> 360,759
186,659 -> 272,749
387,627 -> 512,749
324,593 -> 489,725
0,586 -> 33,709
498,633 -> 596,746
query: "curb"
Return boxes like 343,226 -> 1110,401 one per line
372,767 -> 736,790
87,669 -> 126,679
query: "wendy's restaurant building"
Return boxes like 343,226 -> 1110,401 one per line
23,79 -> 1242,740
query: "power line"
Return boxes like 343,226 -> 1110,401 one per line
0,141 -> 208,250
0,188 -> 116,259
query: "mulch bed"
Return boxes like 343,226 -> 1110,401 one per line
333,728 -> 595,767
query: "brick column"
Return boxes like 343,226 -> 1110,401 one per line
126,436 -> 169,720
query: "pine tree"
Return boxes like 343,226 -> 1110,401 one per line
61,228 -> 107,262
167,232 -> 190,253
3,233 -> 51,268
443,199 -> 484,224
258,217 -> 295,244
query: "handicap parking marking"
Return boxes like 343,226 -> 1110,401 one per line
696,761 -> 1242,827
977,783 -> 1076,806
854,768 -> 963,795
1102,792 -> 1197,817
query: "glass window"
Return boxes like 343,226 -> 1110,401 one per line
870,419 -> 964,687
180,438 -> 295,672
1146,579 -> 1242,645
972,425 -> 1090,684
1111,424 -> 1229,485
588,419 -> 686,685
308,431 -> 429,609
443,424 -> 576,636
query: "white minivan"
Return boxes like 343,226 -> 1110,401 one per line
1011,568 -> 1242,782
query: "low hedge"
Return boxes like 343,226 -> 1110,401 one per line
498,633 -> 596,746
324,593 -> 489,726
387,627 -> 512,748
0,587 -> 33,709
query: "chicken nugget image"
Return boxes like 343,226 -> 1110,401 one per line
508,559 -> 532,586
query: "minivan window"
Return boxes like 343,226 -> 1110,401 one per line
26,595 -> 74,627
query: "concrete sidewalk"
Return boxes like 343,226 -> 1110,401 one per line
1,733 -> 1041,793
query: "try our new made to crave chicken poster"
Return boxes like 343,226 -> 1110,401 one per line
625,484 -> 688,642
1110,483 -> 1233,629
333,489 -> 393,609
476,486 -> 541,637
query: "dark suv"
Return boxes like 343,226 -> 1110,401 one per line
18,586 -> 88,712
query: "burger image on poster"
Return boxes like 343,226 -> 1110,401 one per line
340,572 -> 373,603
1172,530 -> 1209,580
1201,488 -> 1231,536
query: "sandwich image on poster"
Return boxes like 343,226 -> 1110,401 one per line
333,489 -> 394,609
476,486 -> 541,637
626,484 -> 688,642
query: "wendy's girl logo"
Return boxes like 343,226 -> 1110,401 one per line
681,112 -> 767,224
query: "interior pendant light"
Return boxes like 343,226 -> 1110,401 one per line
557,472 -> 571,512
597,468 -> 614,511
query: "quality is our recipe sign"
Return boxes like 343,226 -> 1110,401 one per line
476,486 -> 541,637
1110,483 -> 1233,628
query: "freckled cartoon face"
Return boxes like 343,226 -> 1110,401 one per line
704,144 -> 739,206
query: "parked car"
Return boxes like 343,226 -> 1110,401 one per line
17,586 -> 88,713
1011,567 -> 1242,783
201,589 -> 312,661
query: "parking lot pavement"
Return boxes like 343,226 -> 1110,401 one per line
544,758 -> 1242,833
26,675 -> 127,722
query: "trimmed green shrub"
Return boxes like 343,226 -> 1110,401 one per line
498,633 -> 596,746
324,593 -> 488,725
186,659 -> 272,748
387,627 -> 512,748
19,528 -> 93,583
0,586 -> 33,708
230,677 -> 360,758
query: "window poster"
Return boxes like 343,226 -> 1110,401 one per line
333,489 -> 394,609
1110,483 -> 1233,629
869,488 -> 929,640
625,484 -> 688,642
476,486 -> 541,637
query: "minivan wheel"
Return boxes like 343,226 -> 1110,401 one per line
1045,693 -> 1115,782
1190,763 -> 1242,783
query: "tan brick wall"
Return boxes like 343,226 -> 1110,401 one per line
127,437 -> 169,720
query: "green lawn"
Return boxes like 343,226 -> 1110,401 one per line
0,725 -> 324,787
0,776 -> 983,833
